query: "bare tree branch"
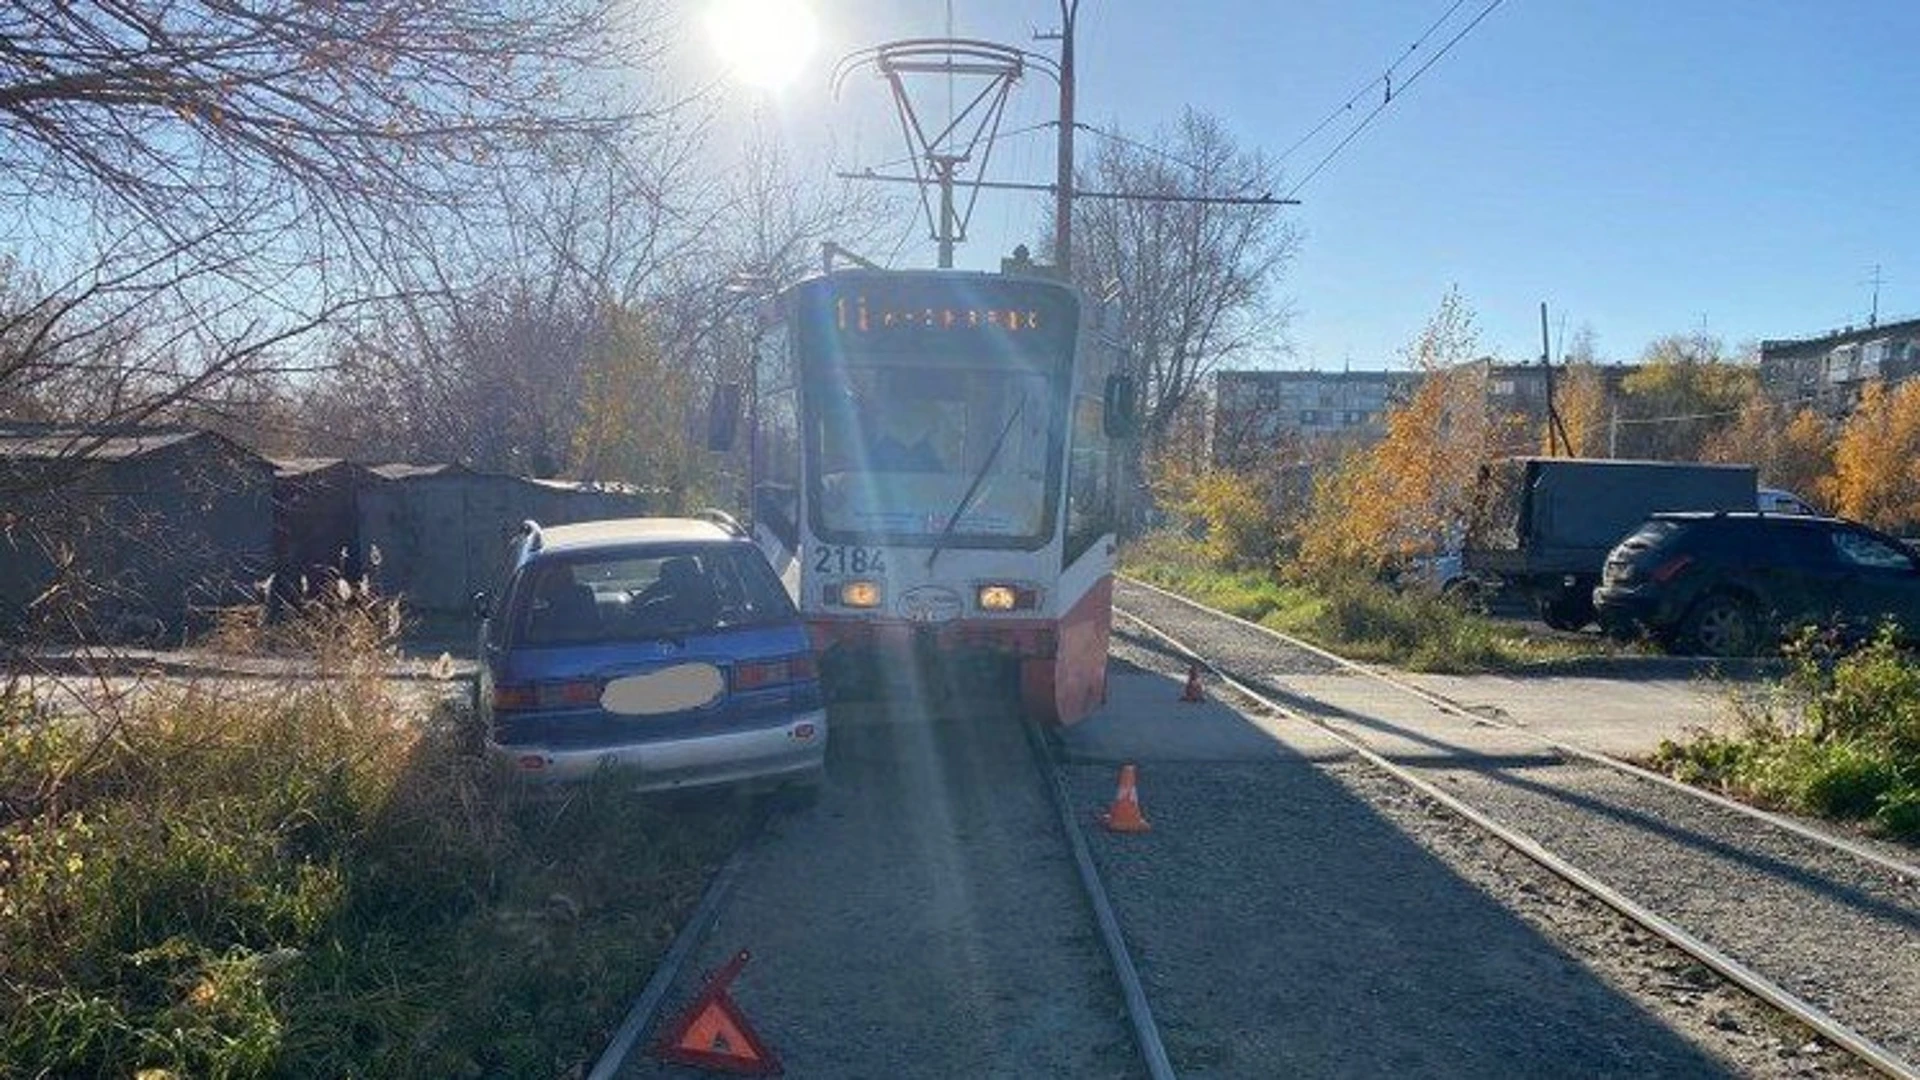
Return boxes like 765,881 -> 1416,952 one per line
1049,108 -> 1298,443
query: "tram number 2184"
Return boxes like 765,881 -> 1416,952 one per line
814,546 -> 887,575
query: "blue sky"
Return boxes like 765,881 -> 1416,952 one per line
701,1 -> 1920,369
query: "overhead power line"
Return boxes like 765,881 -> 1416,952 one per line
856,118 -> 1059,177
1284,0 -> 1508,200
837,171 -> 1292,206
1609,387 -> 1838,428
1272,0 -> 1472,169
860,117 -> 1209,184
1072,122 -> 1209,175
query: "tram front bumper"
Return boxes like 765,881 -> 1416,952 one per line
808,616 -> 1057,659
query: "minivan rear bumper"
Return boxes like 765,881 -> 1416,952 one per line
492,709 -> 827,788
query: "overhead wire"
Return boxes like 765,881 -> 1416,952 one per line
883,199 -> 925,267
1022,0 -> 1497,191
1284,0 -> 1508,200
851,0 -> 1502,254
1609,397 -> 1812,426
1070,121 -> 1216,176
1272,0 -> 1472,169
998,85 -> 1049,250
856,119 -> 1058,176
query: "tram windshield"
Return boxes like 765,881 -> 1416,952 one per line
791,275 -> 1079,547
812,363 -> 1058,543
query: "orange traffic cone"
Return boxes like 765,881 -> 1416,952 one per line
1100,764 -> 1151,834
1180,662 -> 1205,703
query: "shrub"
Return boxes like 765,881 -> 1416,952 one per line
1796,741 -> 1902,819
1798,628 -> 1920,757
1876,787 -> 1920,837
1185,469 -> 1278,568
1124,535 -> 1601,673
1656,626 -> 1920,840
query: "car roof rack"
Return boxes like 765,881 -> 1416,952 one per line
696,508 -> 747,538
519,519 -> 544,552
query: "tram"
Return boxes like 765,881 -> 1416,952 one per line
730,266 -> 1132,724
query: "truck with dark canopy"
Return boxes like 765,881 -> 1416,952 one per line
1464,457 -> 1758,629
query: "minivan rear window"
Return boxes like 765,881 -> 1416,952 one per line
512,545 -> 795,645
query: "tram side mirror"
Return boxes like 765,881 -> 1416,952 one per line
707,383 -> 742,452
1102,374 -> 1138,439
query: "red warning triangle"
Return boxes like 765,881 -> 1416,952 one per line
655,988 -> 781,1075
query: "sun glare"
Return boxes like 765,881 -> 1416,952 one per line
706,0 -> 819,92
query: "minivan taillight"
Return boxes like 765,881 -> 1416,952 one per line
493,679 -> 603,711
1650,554 -> 1694,583
493,685 -> 538,711
733,654 -> 818,691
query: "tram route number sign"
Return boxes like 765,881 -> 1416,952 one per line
836,295 -> 1045,335
806,279 -> 1078,356
814,545 -> 886,575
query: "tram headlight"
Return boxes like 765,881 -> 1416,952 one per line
976,584 -> 1037,612
833,580 -> 884,608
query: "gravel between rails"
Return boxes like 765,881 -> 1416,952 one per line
1104,631 -> 1862,1077
1112,580 -> 1915,1076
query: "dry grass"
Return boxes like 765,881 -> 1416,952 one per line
0,597 -> 748,1078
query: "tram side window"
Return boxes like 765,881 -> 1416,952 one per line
1065,392 -> 1113,565
753,331 -> 800,549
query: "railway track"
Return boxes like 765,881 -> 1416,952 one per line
1115,576 -> 1920,1079
593,684 -> 1168,1078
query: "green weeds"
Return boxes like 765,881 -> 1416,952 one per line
0,601 -> 746,1078
1123,532 -> 1595,672
1653,627 -> 1920,841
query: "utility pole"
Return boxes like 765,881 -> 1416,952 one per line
1868,263 -> 1884,328
934,158 -> 959,268
1036,0 -> 1079,276
1540,301 -> 1571,456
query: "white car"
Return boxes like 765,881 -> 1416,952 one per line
1399,550 -> 1496,608
1758,487 -> 1817,515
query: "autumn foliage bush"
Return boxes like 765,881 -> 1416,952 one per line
1296,290 -> 1510,575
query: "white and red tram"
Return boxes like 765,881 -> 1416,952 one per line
741,267 -> 1131,724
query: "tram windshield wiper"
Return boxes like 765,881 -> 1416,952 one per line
926,394 -> 1026,570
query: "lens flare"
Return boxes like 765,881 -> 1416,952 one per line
706,0 -> 819,92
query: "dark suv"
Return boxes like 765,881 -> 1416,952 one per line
1593,512 -> 1920,656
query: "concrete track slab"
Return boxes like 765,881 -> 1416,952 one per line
1396,672 -> 1736,758
1059,669 -> 1350,765
1274,671 -> 1735,760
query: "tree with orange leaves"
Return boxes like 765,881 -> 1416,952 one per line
1829,379 -> 1920,532
1704,388 -> 1834,509
1299,290 -> 1508,571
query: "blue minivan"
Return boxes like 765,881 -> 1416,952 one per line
474,514 -> 825,793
